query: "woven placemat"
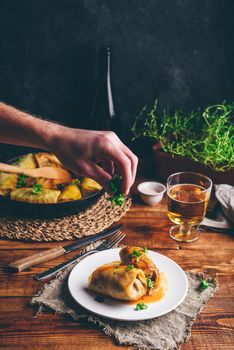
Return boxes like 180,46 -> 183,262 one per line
0,193 -> 131,241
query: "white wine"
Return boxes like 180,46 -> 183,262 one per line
168,184 -> 209,226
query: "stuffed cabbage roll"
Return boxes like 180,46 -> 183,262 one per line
0,172 -> 18,190
88,262 -> 147,301
34,152 -> 62,168
16,153 -> 37,169
10,188 -> 61,204
120,246 -> 159,293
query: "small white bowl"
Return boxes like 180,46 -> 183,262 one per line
137,181 -> 166,206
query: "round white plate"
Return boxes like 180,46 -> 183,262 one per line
68,248 -> 188,321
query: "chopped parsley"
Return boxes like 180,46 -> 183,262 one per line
141,247 -> 148,253
135,303 -> 148,311
108,175 -> 125,206
32,183 -> 43,195
72,179 -> 80,186
147,278 -> 155,289
94,295 -> 104,303
57,183 -> 65,191
127,264 -> 134,270
108,193 -> 125,206
199,279 -> 209,290
130,249 -> 142,259
16,174 -> 28,188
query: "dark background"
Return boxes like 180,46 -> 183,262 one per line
0,0 -> 234,159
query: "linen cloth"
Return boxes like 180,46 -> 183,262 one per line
31,266 -> 218,350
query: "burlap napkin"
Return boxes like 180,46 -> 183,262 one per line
31,263 -> 218,350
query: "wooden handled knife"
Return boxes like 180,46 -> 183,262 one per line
8,224 -> 122,272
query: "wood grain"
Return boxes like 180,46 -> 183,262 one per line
0,176 -> 233,350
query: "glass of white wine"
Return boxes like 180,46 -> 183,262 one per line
167,172 -> 212,242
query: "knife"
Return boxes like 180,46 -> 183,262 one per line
8,224 -> 122,272
34,230 -> 125,281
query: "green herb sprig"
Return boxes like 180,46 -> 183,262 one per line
108,175 -> 125,206
135,303 -> 148,311
16,174 -> 28,188
199,279 -> 209,290
132,101 -> 234,171
127,264 -> 134,270
146,278 -> 155,289
32,183 -> 43,195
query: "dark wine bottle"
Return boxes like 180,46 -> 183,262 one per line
90,45 -> 121,135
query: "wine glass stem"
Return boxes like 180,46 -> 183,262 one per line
179,224 -> 191,236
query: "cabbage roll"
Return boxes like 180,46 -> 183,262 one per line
0,172 -> 17,189
88,262 -> 147,301
34,152 -> 62,168
16,153 -> 37,169
10,188 -> 61,204
120,246 -> 159,292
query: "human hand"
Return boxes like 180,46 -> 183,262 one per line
49,127 -> 138,195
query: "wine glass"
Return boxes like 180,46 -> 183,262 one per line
167,172 -> 212,242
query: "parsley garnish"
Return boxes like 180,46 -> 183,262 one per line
108,175 -> 125,206
135,303 -> 148,311
72,179 -> 80,186
199,279 -> 209,290
16,174 -> 28,188
57,183 -> 65,190
108,193 -> 125,206
32,183 -> 43,195
147,278 -> 155,289
130,249 -> 142,258
141,247 -> 148,253
127,264 -> 134,270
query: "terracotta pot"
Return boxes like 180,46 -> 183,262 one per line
152,143 -> 234,185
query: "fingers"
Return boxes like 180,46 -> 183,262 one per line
78,162 -> 113,192
103,145 -> 133,195
101,160 -> 114,177
119,143 -> 138,186
107,133 -> 138,190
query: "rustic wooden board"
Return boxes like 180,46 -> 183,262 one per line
0,178 -> 233,350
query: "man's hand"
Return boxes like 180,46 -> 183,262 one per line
0,103 -> 138,195
50,127 -> 138,195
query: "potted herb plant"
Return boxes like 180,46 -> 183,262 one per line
132,101 -> 234,185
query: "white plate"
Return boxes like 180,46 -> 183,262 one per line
68,248 -> 188,321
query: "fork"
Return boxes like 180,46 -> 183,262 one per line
34,231 -> 126,280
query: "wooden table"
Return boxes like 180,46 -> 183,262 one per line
0,177 -> 234,350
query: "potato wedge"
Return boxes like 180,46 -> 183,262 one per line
58,184 -> 82,202
80,177 -> 102,197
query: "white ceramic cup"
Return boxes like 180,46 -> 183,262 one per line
137,181 -> 166,206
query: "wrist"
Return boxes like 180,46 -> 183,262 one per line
42,122 -> 65,153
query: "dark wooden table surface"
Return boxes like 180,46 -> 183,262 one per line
0,177 -> 233,350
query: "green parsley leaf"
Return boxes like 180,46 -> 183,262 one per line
57,183 -> 65,191
16,174 -> 28,188
72,179 -> 80,186
130,249 -> 142,259
108,175 -> 125,206
31,183 -> 43,195
127,264 -> 134,270
109,175 -> 123,194
199,279 -> 209,290
108,193 -> 125,206
141,247 -> 148,253
135,303 -> 148,311
147,278 -> 155,289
